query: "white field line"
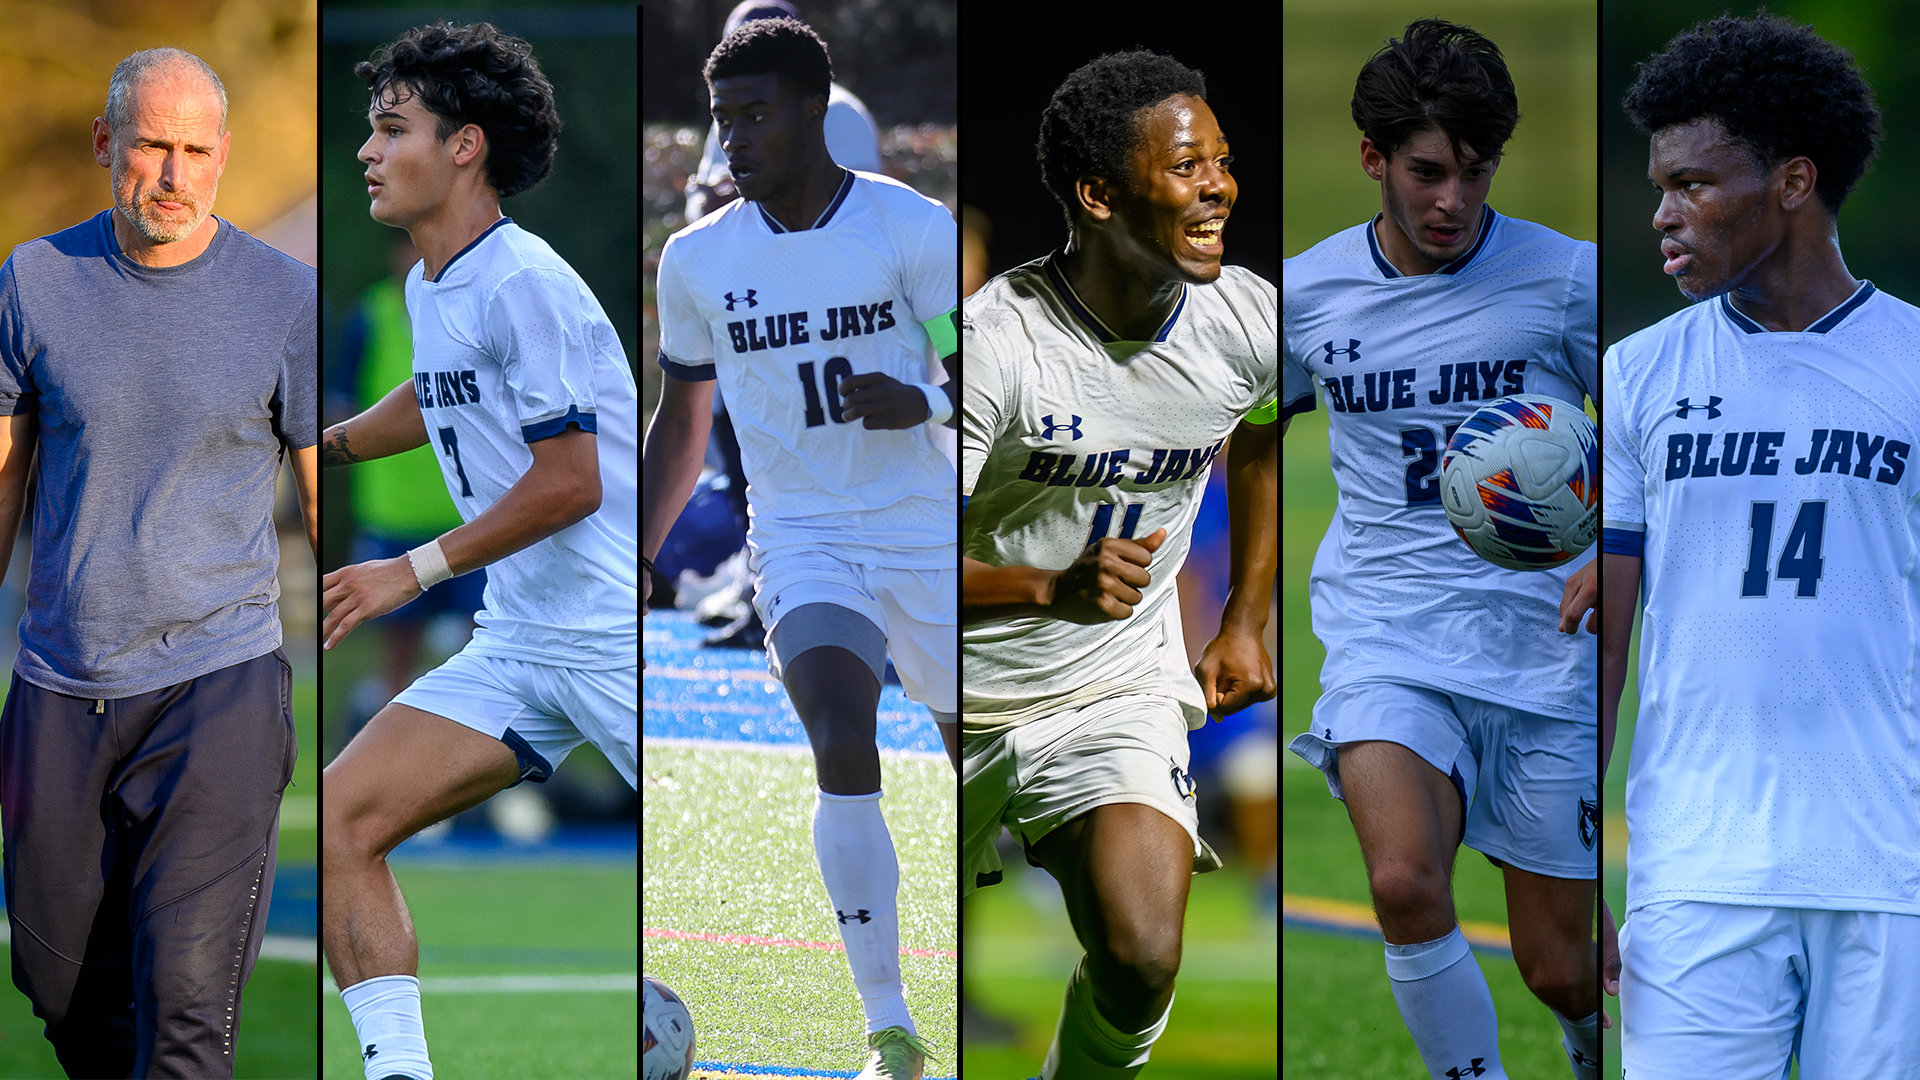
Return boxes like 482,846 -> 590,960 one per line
642,736 -> 947,762
325,973 -> 638,994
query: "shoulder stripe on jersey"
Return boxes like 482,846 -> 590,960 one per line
1042,254 -> 1186,343
1719,279 -> 1877,335
755,168 -> 857,235
657,349 -> 716,382
1600,526 -> 1645,558
1282,391 -> 1317,421
1365,206 -> 1500,279
522,404 -> 597,443
431,216 -> 514,282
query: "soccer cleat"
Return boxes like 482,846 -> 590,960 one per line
855,1026 -> 930,1080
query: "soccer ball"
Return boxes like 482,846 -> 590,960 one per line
1440,394 -> 1599,571
644,976 -> 697,1080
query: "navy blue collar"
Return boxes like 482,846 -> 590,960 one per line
429,217 -> 513,282
1718,280 -> 1876,335
1042,254 -> 1186,344
757,169 -> 855,234
1366,205 -> 1499,278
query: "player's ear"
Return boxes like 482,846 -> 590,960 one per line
450,123 -> 487,169
1074,175 -> 1115,223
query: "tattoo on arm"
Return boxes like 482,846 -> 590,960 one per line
321,428 -> 360,469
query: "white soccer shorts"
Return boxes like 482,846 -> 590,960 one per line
394,648 -> 637,789
1287,679 -> 1597,878
1620,900 -> 1920,1078
749,548 -> 956,714
960,692 -> 1218,898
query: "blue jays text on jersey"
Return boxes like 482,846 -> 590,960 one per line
1316,356 -> 1533,413
1660,425 -> 1909,484
723,299 -> 897,353
414,368 -> 481,410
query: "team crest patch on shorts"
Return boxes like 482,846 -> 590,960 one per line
1170,759 -> 1197,804
1578,797 -> 1598,852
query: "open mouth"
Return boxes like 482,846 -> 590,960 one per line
1184,219 -> 1224,250
1427,223 -> 1464,244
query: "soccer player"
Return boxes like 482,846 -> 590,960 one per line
318,23 -> 639,1080
0,48 -> 318,1078
1598,13 -> 1920,1074
1283,20 -> 1600,1080
961,51 -> 1276,1080
643,18 -> 957,1080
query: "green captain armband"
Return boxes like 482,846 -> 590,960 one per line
923,308 -> 958,359
1245,394 -> 1278,425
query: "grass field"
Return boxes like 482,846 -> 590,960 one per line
323,863 -> 638,1078
643,742 -> 956,1079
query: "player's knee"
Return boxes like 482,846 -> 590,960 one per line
1365,859 -> 1449,925
1517,949 -> 1584,1011
1098,922 -> 1184,1001
319,778 -> 398,864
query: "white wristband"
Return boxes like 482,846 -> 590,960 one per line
407,539 -> 453,591
913,382 -> 953,425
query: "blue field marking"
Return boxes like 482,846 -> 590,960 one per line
390,823 -> 636,865
266,864 -> 315,937
692,1066 -> 956,1080
644,609 -> 944,755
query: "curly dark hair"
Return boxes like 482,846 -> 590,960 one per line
1351,18 -> 1519,164
1623,11 -> 1880,214
703,17 -> 832,103
356,22 -> 561,199
1036,51 -> 1207,226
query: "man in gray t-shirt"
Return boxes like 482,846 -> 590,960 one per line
0,48 -> 316,1079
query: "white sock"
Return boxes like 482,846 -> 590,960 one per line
340,974 -> 434,1080
1041,957 -> 1169,1080
1384,928 -> 1508,1080
813,789 -> 913,1035
1556,1010 -> 1600,1079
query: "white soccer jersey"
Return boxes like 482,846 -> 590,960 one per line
1283,208 -> 1597,719
656,170 -> 957,568
961,256 -> 1277,735
1604,281 -> 1920,917
405,218 -> 639,670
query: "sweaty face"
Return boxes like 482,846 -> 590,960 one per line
1647,118 -> 1780,302
710,74 -> 819,204
1372,127 -> 1496,271
1105,94 -> 1237,284
358,87 -> 460,229
109,81 -> 225,245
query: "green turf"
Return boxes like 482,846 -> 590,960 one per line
962,862 -> 1277,1078
0,951 -> 315,1078
643,744 -> 955,1075
323,864 -> 637,1078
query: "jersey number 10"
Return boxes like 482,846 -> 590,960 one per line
797,358 -> 855,428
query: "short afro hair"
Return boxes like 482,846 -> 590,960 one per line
356,22 -> 561,199
703,17 -> 832,104
1037,51 -> 1207,226
1351,18 -> 1519,164
1623,11 -> 1881,214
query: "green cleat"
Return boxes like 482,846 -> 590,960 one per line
855,1025 -> 932,1080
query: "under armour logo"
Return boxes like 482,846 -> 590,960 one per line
1041,413 -> 1084,441
837,909 -> 872,924
1578,797 -> 1599,852
1169,760 -> 1197,803
725,289 -> 758,310
1674,395 -> 1722,420
1445,1060 -> 1488,1079
1572,1049 -> 1599,1066
363,1044 -> 378,1061
1321,338 -> 1362,365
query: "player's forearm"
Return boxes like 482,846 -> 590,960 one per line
321,379 -> 429,467
961,555 -> 1054,616
292,445 -> 319,561
1219,424 -> 1279,634
0,474 -> 28,594
437,433 -> 601,577
641,393 -> 713,560
0,418 -> 35,593
1599,552 -> 1641,780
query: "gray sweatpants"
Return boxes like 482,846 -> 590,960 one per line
0,648 -> 296,1079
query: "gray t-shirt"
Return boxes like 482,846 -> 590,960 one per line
0,210 -> 316,697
